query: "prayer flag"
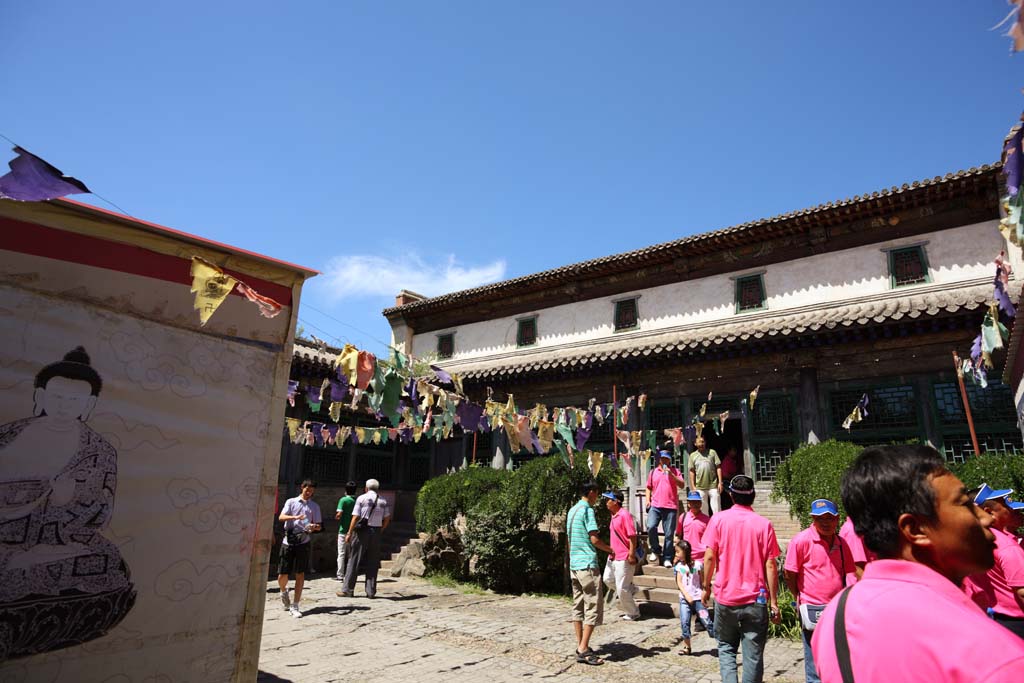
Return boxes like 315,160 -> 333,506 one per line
190,258 -> 237,325
0,146 -> 90,201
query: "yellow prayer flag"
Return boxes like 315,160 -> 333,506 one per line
285,418 -> 300,443
589,451 -> 603,478
190,257 -> 237,325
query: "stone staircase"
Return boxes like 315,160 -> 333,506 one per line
752,483 -> 803,544
379,523 -> 425,574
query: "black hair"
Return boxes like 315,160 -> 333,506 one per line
345,482 -> 358,496
34,347 -> 102,395
580,480 -> 599,497
840,445 -> 946,559
301,479 -> 317,488
730,475 -> 755,506
676,539 -> 694,570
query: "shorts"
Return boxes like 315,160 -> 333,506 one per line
571,567 -> 604,626
278,541 -> 312,576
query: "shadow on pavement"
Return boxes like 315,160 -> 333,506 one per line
301,604 -> 371,616
377,593 -> 428,601
257,671 -> 293,683
597,642 -> 670,662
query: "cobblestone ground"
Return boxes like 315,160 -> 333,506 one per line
257,576 -> 804,683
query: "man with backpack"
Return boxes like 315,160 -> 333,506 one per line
602,490 -> 641,621
338,478 -> 390,599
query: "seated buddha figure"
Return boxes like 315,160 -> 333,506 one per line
0,347 -> 135,661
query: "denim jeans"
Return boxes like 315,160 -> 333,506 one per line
714,602 -> 768,683
679,597 -> 715,639
646,506 -> 677,562
801,628 -> 821,683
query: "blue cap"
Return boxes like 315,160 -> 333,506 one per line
658,450 -> 672,459
1007,499 -> 1024,511
810,499 -> 838,516
974,483 -> 1014,505
686,491 -> 702,501
601,491 -> 624,503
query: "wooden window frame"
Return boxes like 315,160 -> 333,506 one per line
436,332 -> 454,359
613,297 -> 639,332
516,316 -> 538,347
887,245 -> 931,288
734,274 -> 767,314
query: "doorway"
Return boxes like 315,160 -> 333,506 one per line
701,418 -> 745,509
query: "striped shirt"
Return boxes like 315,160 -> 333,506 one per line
567,499 -> 599,570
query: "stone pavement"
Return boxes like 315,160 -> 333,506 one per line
257,575 -> 805,683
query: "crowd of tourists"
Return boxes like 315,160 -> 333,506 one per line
567,444 -> 1024,683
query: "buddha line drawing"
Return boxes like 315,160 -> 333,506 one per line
0,347 -> 136,661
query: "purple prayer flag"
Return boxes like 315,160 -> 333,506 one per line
575,417 -> 593,452
310,422 -> 324,447
400,428 -> 413,444
531,431 -> 545,454
287,380 -> 299,400
1004,122 -> 1024,197
329,378 -> 348,402
430,364 -> 452,384
857,393 -> 869,418
406,378 -> 419,406
0,147 -> 91,201
305,385 -> 321,402
326,424 -> 339,443
995,275 -> 1017,318
456,400 -> 484,432
971,333 -> 983,361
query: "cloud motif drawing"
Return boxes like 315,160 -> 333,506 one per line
167,478 -> 257,535
154,560 -> 243,602
237,410 -> 269,448
91,412 -> 181,452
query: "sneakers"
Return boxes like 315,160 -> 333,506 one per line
621,614 -> 641,621
280,590 -> 291,611
647,552 -> 659,564
336,590 -> 353,598
289,605 -> 302,619
663,560 -> 672,568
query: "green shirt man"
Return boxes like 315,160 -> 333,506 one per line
335,485 -> 357,580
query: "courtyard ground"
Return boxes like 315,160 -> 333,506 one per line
257,575 -> 804,683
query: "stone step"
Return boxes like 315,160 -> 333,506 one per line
636,586 -> 679,604
633,574 -> 676,589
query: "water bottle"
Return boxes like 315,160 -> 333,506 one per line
756,588 -> 767,605
987,607 -> 996,620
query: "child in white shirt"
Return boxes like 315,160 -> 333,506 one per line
673,540 -> 715,654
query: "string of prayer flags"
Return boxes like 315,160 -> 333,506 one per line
994,251 -> 1017,318
589,451 -> 603,478
993,2 -> 1024,52
841,394 -> 870,431
190,258 -> 237,325
0,145 -> 91,201
287,380 -> 299,407
981,302 -> 1010,368
236,281 -> 282,319
1001,116 -> 1024,246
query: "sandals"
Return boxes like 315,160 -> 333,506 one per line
575,648 -> 604,666
679,643 -> 692,655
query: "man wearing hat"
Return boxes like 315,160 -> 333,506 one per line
1009,499 -> 1024,548
811,446 -> 1024,681
645,450 -> 687,568
675,490 -> 711,562
784,499 -> 854,683
602,490 -> 641,621
689,436 -> 723,516
702,474 -> 781,683
962,483 -> 1024,638
334,480 -> 358,581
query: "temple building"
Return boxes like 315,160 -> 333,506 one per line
383,164 -> 1023,486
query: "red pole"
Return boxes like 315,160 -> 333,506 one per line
612,384 -> 618,462
952,351 -> 981,458
472,430 -> 478,465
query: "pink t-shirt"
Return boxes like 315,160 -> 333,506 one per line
608,507 -> 636,562
702,504 -> 780,606
812,560 -> 1024,682
838,517 -> 876,586
675,509 -> 710,560
962,527 -> 1024,618
646,465 -> 682,509
784,526 -> 855,605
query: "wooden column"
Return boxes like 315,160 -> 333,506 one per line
799,367 -> 823,445
914,375 -> 941,450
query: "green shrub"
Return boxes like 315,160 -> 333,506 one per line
415,465 -> 511,533
502,454 -> 625,527
948,453 -> 1024,493
772,440 -> 861,528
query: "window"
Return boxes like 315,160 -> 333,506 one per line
613,298 -> 639,331
735,274 -> 766,313
437,333 -> 454,359
888,246 -> 929,287
517,317 -> 537,347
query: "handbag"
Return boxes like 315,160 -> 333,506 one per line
354,493 -> 379,530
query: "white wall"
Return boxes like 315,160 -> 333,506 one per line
408,221 -> 1007,363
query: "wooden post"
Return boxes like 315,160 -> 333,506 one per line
472,430 -> 478,466
952,351 -> 981,458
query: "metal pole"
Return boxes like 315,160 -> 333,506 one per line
952,351 -> 981,458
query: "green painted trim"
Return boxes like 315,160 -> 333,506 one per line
734,274 -> 767,314
888,245 -> 931,289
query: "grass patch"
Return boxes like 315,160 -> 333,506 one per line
424,572 -> 487,595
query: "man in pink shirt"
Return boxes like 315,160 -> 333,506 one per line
645,450 -> 686,568
811,445 -> 1024,682
675,491 -> 710,561
601,490 -> 640,621
963,484 -> 1024,639
837,516 -> 874,585
784,499 -> 854,683
701,475 -> 781,683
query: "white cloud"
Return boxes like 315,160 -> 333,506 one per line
318,253 -> 507,300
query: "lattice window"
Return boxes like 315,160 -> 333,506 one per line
830,386 -> 918,431
301,449 -> 349,484
735,274 -> 766,313
614,298 -> 639,331
408,455 -> 430,487
589,415 -> 613,444
517,317 -> 537,347
437,333 -> 454,359
355,451 -> 394,485
754,444 -> 794,482
940,432 -> 1024,463
933,381 -> 1017,426
648,402 -> 682,432
752,394 -> 795,437
889,246 -> 929,287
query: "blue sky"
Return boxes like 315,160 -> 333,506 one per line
4,1 -> 1022,355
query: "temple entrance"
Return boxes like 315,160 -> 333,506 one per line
701,418 -> 744,509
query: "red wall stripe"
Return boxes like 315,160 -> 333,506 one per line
0,216 -> 293,305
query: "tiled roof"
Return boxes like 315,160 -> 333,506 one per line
438,281 -> 996,380
383,165 -> 999,318
292,338 -> 339,366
